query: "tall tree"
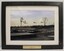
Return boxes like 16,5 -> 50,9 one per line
43,17 -> 48,26
20,17 -> 23,26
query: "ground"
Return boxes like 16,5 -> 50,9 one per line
11,25 -> 54,40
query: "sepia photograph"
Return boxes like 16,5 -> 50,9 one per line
11,10 -> 54,40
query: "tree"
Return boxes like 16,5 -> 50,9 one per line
41,22 -> 43,23
43,17 -> 48,26
20,17 -> 23,26
33,22 -> 36,23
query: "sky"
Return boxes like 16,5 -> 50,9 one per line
10,10 -> 54,26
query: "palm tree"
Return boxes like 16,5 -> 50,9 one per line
43,17 -> 48,26
20,17 -> 23,26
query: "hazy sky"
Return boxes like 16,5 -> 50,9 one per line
11,10 -> 54,26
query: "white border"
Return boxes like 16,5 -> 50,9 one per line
6,6 -> 59,45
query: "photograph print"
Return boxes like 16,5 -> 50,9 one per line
11,10 -> 54,40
